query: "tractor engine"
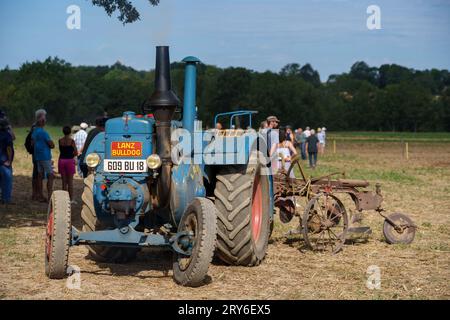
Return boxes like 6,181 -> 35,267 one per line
83,46 -> 180,226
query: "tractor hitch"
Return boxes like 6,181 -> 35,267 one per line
70,226 -> 193,256
170,231 -> 194,256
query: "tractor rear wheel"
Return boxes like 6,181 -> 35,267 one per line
81,174 -> 138,263
214,164 -> 271,266
173,198 -> 217,287
45,190 -> 71,279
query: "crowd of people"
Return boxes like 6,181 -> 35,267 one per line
0,109 -> 325,205
0,108 -> 107,206
260,115 -> 327,174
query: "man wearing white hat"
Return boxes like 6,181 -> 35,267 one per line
74,122 -> 88,176
74,122 -> 88,155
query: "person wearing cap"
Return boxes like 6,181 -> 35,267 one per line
266,116 -> 280,169
31,112 -> 55,202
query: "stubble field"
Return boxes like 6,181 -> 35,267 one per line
0,128 -> 449,300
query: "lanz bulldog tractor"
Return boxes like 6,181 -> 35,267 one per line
44,46 -> 274,286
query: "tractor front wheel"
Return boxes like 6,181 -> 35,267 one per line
45,190 -> 71,279
173,198 -> 217,287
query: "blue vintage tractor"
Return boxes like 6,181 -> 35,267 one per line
44,46 -> 274,287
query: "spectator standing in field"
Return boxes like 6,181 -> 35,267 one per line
32,114 -> 55,202
286,126 -> 295,144
305,129 -> 319,169
25,109 -> 47,201
304,126 -> 311,138
58,126 -> 77,203
79,117 -> 107,178
74,122 -> 88,154
322,127 -> 327,153
74,122 -> 88,176
270,128 -> 297,178
266,115 -> 280,147
317,127 -> 326,154
0,119 -> 14,204
266,116 -> 280,169
295,128 -> 307,160
259,121 -> 268,130
0,110 -> 15,141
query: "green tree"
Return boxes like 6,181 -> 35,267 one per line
91,0 -> 160,24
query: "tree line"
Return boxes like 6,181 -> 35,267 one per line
0,57 -> 449,131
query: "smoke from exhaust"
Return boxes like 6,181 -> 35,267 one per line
149,0 -> 174,46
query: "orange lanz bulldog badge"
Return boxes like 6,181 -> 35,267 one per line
111,142 -> 142,157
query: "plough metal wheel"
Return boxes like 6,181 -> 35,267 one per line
45,191 -> 71,279
302,193 -> 348,254
173,198 -> 217,287
383,212 -> 416,244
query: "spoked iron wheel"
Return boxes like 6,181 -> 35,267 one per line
302,193 -> 348,254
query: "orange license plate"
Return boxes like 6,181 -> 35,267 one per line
111,142 -> 142,157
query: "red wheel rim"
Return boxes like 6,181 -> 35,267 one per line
45,207 -> 54,259
251,174 -> 263,242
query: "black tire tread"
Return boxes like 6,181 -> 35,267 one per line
173,198 -> 217,287
214,165 -> 268,266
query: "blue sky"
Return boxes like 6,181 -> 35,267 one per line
0,0 -> 449,80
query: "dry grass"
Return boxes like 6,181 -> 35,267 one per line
0,131 -> 449,300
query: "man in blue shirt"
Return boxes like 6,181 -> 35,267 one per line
32,115 -> 55,202
0,119 -> 14,204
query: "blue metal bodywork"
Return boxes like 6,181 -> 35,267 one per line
72,55 -> 274,252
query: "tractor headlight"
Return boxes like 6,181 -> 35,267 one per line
86,153 -> 101,168
146,154 -> 162,170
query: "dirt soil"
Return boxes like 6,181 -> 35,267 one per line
1,142 -> 449,300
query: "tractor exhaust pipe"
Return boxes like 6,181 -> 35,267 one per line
149,46 -> 180,208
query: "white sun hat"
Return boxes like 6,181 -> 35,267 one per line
80,122 -> 88,129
